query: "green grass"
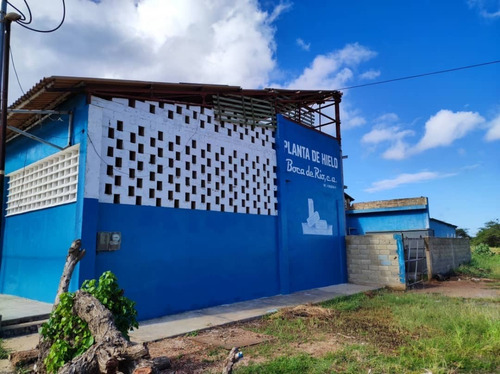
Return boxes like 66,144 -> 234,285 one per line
456,247 -> 500,279
237,290 -> 500,374
0,339 -> 8,359
320,292 -> 367,311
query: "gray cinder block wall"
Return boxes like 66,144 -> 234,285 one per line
346,234 -> 406,290
425,237 -> 471,277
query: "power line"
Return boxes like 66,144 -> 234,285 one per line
5,0 -> 31,24
9,0 -> 66,33
10,47 -> 24,96
337,60 -> 500,91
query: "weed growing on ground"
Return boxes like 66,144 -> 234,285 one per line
457,247 -> 500,279
320,292 -> 367,311
0,339 -> 8,359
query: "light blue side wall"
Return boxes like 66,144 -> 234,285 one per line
346,205 -> 429,235
0,96 -> 89,302
430,219 -> 456,238
90,201 -> 279,320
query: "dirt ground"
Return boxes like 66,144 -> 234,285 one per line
411,276 -> 499,298
147,277 -> 499,374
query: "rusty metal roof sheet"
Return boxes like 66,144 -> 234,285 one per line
7,76 -> 342,140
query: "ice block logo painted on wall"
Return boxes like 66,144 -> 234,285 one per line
283,139 -> 339,189
302,198 -> 333,236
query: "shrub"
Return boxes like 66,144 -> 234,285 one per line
41,271 -> 138,373
474,243 -> 494,257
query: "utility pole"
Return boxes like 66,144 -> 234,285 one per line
0,0 -> 7,236
0,1 -> 6,83
0,0 -> 8,261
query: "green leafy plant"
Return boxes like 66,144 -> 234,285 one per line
456,248 -> 500,279
474,243 -> 494,257
41,271 -> 138,373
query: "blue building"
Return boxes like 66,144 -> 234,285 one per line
0,77 -> 348,320
346,197 -> 457,238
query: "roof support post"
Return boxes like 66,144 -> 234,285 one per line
335,96 -> 342,145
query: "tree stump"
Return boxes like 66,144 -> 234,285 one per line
34,239 -> 170,374
36,239 -> 86,374
57,291 -> 168,374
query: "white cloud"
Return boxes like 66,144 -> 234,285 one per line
376,113 -> 399,123
485,113 -> 500,141
468,0 -> 500,18
296,38 -> 310,51
362,127 -> 400,144
7,1 -> 378,140
413,110 -> 485,152
8,0 -> 283,101
359,69 -> 381,80
268,1 -> 293,22
382,139 -> 412,160
363,127 -> 414,160
360,113 -> 415,159
365,171 -> 456,193
461,163 -> 481,170
284,43 -> 376,89
362,109 -> 490,160
363,109 -> 485,160
340,105 -> 367,129
271,43 -> 377,131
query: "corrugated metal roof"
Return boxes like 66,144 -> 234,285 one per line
7,76 -> 342,140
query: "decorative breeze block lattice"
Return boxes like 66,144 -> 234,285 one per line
96,98 -> 278,215
6,144 -> 80,216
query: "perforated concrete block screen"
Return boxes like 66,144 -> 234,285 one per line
6,144 -> 80,216
97,99 -> 278,215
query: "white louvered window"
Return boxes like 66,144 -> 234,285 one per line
6,144 -> 80,216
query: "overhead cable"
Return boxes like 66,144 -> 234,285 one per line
337,60 -> 500,91
11,0 -> 66,33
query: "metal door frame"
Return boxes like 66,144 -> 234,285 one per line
403,236 -> 427,287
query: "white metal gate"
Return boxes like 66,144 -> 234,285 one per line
403,237 -> 427,287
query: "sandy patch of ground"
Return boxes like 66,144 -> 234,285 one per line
148,327 -> 273,373
411,277 -> 499,298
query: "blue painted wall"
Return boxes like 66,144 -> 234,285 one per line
276,116 -> 347,293
430,219 -> 456,238
0,204 -> 80,301
0,96 -> 89,301
2,101 -> 348,320
346,205 -> 429,235
91,200 -> 279,320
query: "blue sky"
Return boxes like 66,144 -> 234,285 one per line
7,0 -> 500,235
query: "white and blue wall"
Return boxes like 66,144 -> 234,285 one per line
1,95 -> 347,320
